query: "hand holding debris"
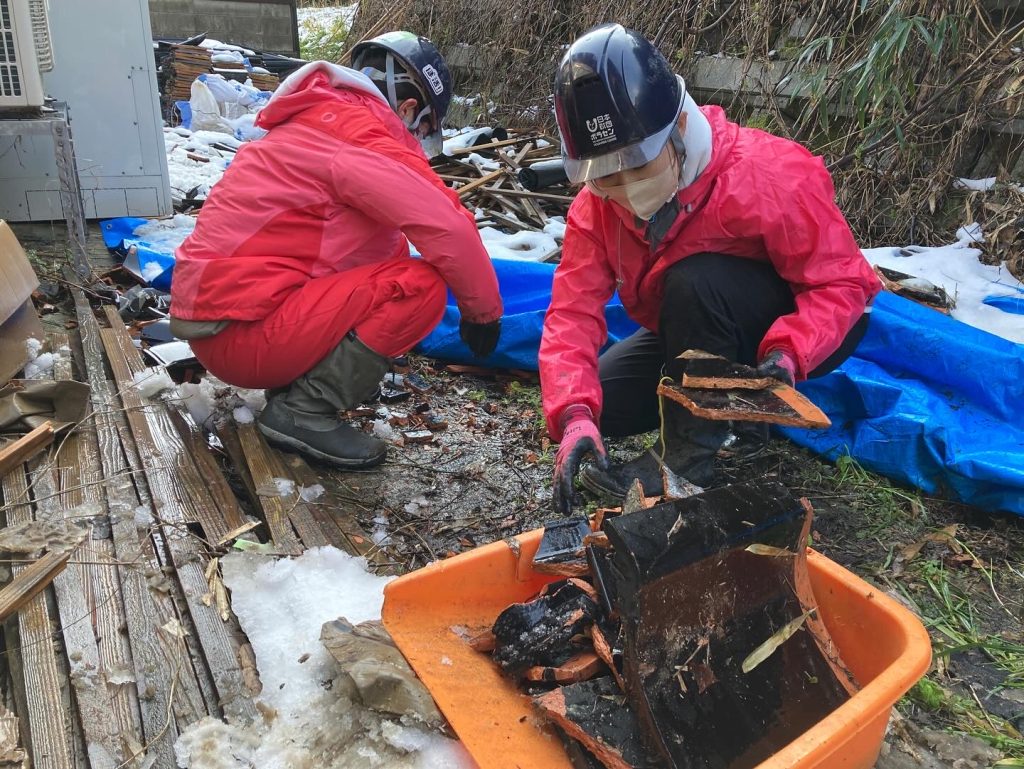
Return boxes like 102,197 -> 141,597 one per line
755,349 -> 797,387
552,406 -> 608,516
459,318 -> 502,358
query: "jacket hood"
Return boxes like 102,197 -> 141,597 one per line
256,61 -> 389,129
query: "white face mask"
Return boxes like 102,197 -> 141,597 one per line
587,149 -> 680,220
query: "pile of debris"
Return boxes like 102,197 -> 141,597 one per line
436,127 -> 574,262
479,482 -> 859,768
154,36 -> 295,120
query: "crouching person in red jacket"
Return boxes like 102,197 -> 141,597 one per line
542,24 -> 881,514
170,33 -> 502,469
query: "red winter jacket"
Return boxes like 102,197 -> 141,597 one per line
172,65 -> 503,325
540,106 -> 881,440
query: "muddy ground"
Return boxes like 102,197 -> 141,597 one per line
319,359 -> 1023,768
18,222 -> 1024,767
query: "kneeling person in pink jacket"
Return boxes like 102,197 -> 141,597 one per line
170,33 -> 503,469
541,25 -> 881,514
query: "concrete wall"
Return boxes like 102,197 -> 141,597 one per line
150,0 -> 299,55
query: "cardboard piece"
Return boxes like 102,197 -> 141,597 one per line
0,222 -> 43,384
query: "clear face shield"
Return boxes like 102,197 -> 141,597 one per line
562,76 -> 686,185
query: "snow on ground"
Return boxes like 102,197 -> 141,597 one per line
131,367 -> 176,398
164,127 -> 232,201
133,214 -> 197,251
954,177 -> 1024,193
442,127 -> 494,155
173,547 -> 474,769
174,374 -> 267,428
863,223 -> 1024,344
479,226 -> 558,261
297,4 -> 358,33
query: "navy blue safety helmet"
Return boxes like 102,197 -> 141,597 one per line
352,31 -> 453,155
554,23 -> 684,184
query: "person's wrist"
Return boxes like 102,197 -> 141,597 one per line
560,404 -> 593,430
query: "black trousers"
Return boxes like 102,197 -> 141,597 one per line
599,252 -> 870,437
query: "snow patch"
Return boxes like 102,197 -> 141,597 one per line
135,505 -> 154,527
441,126 -> 493,155
371,515 -> 390,546
299,484 -> 325,503
479,226 -> 558,261
22,336 -> 62,379
372,419 -> 396,442
232,406 -> 255,425
954,177 -> 1024,193
133,214 -> 197,252
258,477 -> 295,498
174,375 -> 267,428
174,547 -> 473,768
141,261 -> 165,283
132,368 -> 176,398
864,224 -> 1024,343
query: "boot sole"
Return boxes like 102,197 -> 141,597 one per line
257,423 -> 387,470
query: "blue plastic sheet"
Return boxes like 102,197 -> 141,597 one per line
417,257 -> 640,370
99,217 -> 176,291
779,291 -> 1024,515
422,263 -> 1024,514
95,217 -> 1023,513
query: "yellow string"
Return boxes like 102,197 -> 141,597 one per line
657,375 -> 674,463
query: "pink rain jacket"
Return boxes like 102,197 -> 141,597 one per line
540,106 -> 881,439
172,65 -> 502,326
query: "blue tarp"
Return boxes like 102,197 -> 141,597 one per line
97,222 -> 1023,514
423,260 -> 1024,515
417,257 -> 640,369
100,217 -> 176,291
779,291 -> 1024,515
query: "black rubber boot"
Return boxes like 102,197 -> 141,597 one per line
258,397 -> 387,469
257,333 -> 390,469
580,401 -> 728,499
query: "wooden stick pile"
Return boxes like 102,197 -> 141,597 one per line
432,130 -> 575,262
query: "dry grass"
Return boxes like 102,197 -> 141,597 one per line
348,1 -> 1024,261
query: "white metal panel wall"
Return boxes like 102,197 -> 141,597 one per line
0,0 -> 171,220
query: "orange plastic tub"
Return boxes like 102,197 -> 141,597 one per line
382,529 -> 932,769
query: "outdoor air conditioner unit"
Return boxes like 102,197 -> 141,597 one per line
0,0 -> 53,109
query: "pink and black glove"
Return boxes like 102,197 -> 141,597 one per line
756,349 -> 798,387
552,405 -> 609,516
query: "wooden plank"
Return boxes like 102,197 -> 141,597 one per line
84,325 -> 222,729
0,468 -> 74,769
0,550 -> 72,623
234,424 -> 303,554
0,425 -> 54,479
262,447 -> 329,550
101,307 -> 233,544
27,336 -> 123,769
70,284 -> 211,747
213,423 -> 260,516
97,321 -> 258,725
480,187 -> 576,203
448,135 -> 538,155
166,407 -> 247,533
283,454 -> 393,571
50,334 -> 144,751
457,169 -> 505,198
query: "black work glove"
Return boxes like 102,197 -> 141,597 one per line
459,318 -> 501,358
755,349 -> 797,387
